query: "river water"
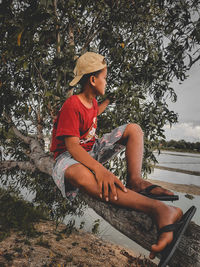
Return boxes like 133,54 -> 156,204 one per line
155,150 -> 200,173
64,150 -> 200,260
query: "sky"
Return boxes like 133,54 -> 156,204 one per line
164,63 -> 200,142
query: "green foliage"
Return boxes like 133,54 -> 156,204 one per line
0,187 -> 48,240
185,194 -> 194,200
92,219 -> 100,235
0,0 -> 200,218
79,221 -> 85,229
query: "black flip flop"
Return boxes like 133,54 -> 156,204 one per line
139,185 -> 179,201
158,205 -> 197,267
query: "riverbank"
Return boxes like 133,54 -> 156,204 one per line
148,178 -> 200,196
155,165 -> 200,176
0,220 -> 156,267
0,189 -> 156,267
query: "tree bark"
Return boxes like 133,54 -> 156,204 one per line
80,193 -> 200,267
0,161 -> 36,172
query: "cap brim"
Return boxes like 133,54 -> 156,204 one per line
69,75 -> 83,87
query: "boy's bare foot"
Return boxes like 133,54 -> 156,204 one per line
150,205 -> 183,259
127,179 -> 174,196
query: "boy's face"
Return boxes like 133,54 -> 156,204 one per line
92,67 -> 107,96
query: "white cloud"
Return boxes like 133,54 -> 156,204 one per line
164,61 -> 200,142
164,123 -> 200,142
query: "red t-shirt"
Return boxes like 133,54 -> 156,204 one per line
50,95 -> 99,159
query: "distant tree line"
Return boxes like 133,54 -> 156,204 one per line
159,139 -> 200,153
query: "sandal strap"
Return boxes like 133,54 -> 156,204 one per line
158,221 -> 183,236
142,184 -> 161,194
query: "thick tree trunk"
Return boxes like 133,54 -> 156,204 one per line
80,194 -> 200,267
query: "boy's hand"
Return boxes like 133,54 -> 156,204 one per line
94,165 -> 127,201
106,92 -> 117,103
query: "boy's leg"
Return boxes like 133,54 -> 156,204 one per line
118,123 -> 174,196
65,163 -> 182,258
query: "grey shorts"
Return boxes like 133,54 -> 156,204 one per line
52,124 -> 127,201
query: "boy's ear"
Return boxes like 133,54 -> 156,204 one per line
90,75 -> 95,86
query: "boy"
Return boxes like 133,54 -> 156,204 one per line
51,52 -> 196,266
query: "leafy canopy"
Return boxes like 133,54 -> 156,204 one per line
0,0 -> 200,215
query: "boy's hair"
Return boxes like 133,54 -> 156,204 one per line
70,52 -> 106,87
79,69 -> 103,88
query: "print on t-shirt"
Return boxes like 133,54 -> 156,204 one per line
80,117 -> 97,144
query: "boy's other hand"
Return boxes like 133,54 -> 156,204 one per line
94,165 -> 127,201
106,92 -> 117,103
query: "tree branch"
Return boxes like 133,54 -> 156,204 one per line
0,160 -> 36,172
53,0 -> 61,55
67,21 -> 75,96
12,125 -> 32,144
3,112 -> 53,175
33,62 -> 47,91
36,98 -> 44,143
190,54 -> 200,68
81,10 -> 102,54
47,102 -> 57,121
28,139 -> 54,176
69,24 -> 75,47
2,113 -> 32,144
80,193 -> 200,267
81,26 -> 103,54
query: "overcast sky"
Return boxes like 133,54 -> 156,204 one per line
164,62 -> 200,142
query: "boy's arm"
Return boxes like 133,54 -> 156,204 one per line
64,136 -> 127,201
98,93 -> 116,116
98,99 -> 110,115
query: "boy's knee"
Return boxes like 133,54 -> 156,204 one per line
126,123 -> 144,137
65,164 -> 81,187
65,164 -> 92,188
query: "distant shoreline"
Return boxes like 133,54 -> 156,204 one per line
160,148 -> 200,154
154,165 -> 200,176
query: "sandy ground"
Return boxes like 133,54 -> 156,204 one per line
0,220 -> 156,267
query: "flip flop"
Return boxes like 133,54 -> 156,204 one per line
158,205 -> 197,267
139,185 -> 179,201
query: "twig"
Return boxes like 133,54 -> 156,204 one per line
189,54 -> 200,67
33,62 -> 47,90
53,0 -> 61,54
